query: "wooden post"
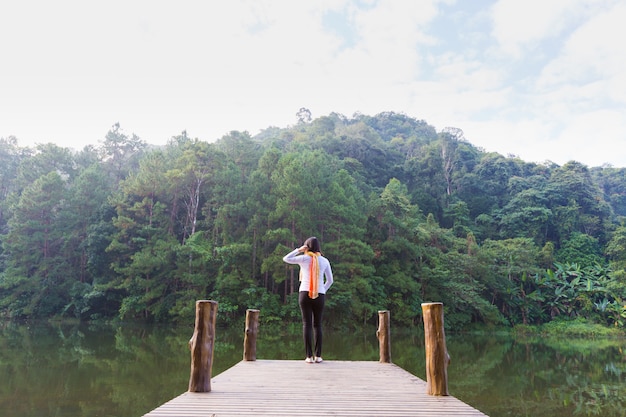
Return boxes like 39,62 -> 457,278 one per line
421,302 -> 450,396
243,309 -> 260,361
188,300 -> 218,393
377,310 -> 391,363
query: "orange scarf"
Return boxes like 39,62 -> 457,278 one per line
305,250 -> 320,299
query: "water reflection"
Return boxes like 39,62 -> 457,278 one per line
0,321 -> 624,417
443,333 -> 626,417
0,321 -> 191,417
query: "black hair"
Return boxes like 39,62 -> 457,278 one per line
304,236 -> 321,253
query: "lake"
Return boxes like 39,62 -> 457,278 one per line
0,320 -> 624,417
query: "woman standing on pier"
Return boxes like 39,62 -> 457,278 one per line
283,237 -> 334,363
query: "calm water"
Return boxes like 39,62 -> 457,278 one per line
0,320 -> 624,417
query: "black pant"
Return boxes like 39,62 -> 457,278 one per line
298,291 -> 325,358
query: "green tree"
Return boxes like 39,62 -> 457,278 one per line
99,123 -> 147,181
0,136 -> 24,239
556,232 -> 604,267
605,226 -> 626,279
368,178 -> 424,324
404,142 -> 447,222
106,151 -> 179,320
324,239 -> 380,326
478,238 -> 542,324
1,172 -> 68,317
167,140 -> 223,243
14,143 -> 77,190
546,161 -> 611,244
62,164 -> 115,283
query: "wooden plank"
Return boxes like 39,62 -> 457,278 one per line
144,360 -> 488,417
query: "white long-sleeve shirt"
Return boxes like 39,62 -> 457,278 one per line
283,249 -> 334,294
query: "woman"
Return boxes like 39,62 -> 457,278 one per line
283,237 -> 334,363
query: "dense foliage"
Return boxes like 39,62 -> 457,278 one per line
2,113 -> 626,329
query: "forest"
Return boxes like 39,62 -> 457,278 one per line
1,111 -> 626,330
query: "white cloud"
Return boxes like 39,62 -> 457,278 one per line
538,1 -> 626,87
491,0 -> 580,57
553,109 -> 626,167
1,0 -> 625,166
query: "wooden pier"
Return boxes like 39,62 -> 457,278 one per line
145,302 -> 487,416
143,359 -> 488,416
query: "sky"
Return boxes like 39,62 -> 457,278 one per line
1,0 -> 625,167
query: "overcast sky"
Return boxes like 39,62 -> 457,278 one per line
1,0 -> 624,167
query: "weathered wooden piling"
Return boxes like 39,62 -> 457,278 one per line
421,302 -> 450,396
188,300 -> 218,392
377,310 -> 391,363
145,303 -> 490,416
243,308 -> 260,361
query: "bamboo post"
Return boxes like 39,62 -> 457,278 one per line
243,309 -> 260,361
188,300 -> 218,393
376,310 -> 391,363
421,302 -> 450,396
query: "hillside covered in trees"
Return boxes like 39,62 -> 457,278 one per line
2,111 -> 626,329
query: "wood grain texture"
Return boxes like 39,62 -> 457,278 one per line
243,309 -> 259,361
146,360 -> 487,417
422,302 -> 451,396
188,300 -> 218,393
377,310 -> 391,363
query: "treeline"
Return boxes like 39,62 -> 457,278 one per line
1,112 -> 626,329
